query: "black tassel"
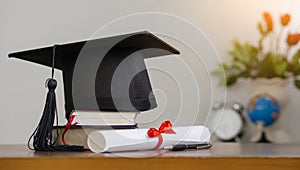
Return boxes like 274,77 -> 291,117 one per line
32,79 -> 57,151
27,45 -> 84,151
27,79 -> 84,151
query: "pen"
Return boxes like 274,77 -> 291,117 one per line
163,142 -> 212,151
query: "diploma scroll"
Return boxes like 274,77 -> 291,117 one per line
87,126 -> 210,153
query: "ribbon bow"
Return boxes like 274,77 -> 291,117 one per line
147,121 -> 176,149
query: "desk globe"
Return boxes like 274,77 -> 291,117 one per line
246,94 -> 280,127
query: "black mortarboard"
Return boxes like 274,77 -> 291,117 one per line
9,31 -> 179,151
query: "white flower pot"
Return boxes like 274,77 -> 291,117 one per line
252,77 -> 289,108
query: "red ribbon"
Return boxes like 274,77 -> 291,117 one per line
61,112 -> 90,151
147,120 -> 176,149
62,113 -> 78,145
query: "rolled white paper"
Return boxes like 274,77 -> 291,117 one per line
87,125 -> 210,153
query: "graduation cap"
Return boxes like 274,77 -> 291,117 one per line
9,31 -> 179,151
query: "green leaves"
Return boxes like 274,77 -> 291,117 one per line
229,41 -> 258,66
294,79 -> 300,90
258,22 -> 265,35
274,62 -> 288,76
226,76 -> 238,86
212,12 -> 300,90
232,60 -> 245,70
270,54 -> 288,77
289,51 -> 300,76
212,41 -> 259,86
212,40 -> 298,86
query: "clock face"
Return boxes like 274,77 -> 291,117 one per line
213,108 -> 243,140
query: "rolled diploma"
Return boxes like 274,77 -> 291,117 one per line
88,126 -> 210,153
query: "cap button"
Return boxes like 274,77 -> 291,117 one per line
47,79 -> 57,90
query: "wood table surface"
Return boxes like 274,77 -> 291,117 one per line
0,143 -> 300,170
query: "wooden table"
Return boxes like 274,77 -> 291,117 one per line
0,143 -> 300,170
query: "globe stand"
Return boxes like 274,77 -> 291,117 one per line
257,131 -> 271,143
250,121 -> 271,143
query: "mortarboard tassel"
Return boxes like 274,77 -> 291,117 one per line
28,45 -> 84,151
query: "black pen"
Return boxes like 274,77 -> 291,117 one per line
163,142 -> 212,151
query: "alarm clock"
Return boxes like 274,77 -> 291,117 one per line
212,103 -> 245,142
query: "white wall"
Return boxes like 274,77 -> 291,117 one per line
1,0 -> 300,144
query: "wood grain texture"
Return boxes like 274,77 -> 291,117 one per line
1,157 -> 300,170
1,143 -> 300,170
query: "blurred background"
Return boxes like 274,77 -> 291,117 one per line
0,0 -> 300,144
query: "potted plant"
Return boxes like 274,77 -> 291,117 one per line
213,12 -> 300,106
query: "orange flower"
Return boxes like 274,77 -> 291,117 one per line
263,12 -> 273,32
281,14 -> 290,26
287,33 -> 300,46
